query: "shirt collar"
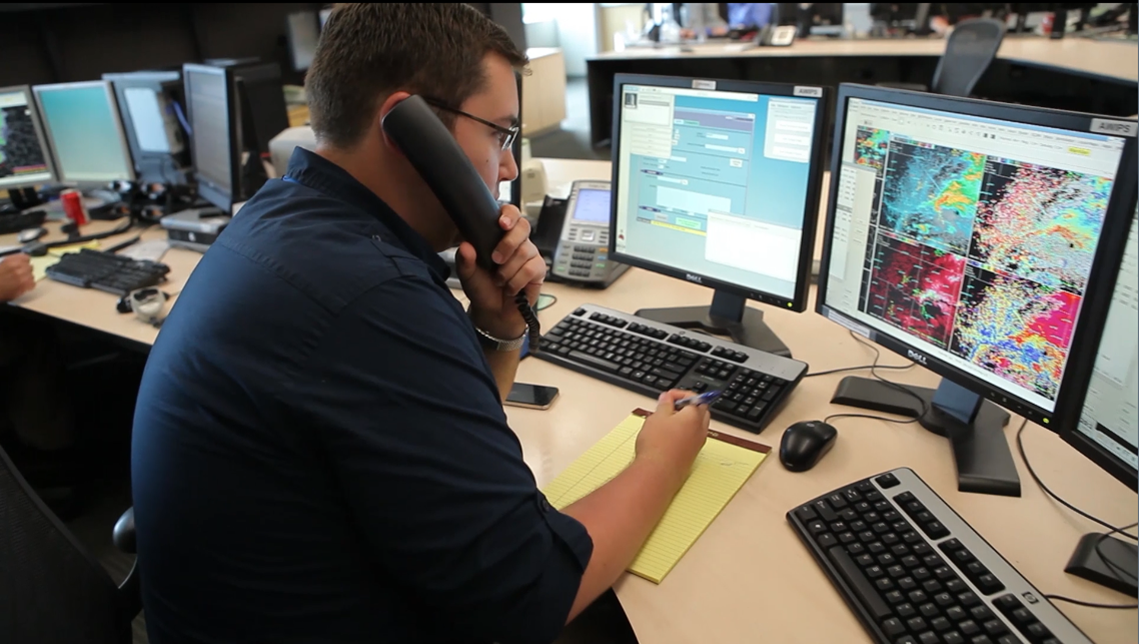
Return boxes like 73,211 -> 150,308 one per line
284,147 -> 450,280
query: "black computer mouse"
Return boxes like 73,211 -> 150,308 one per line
780,420 -> 838,472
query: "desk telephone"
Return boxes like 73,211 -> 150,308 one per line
549,180 -> 628,287
381,95 -> 540,351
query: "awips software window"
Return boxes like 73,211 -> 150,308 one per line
614,84 -> 818,298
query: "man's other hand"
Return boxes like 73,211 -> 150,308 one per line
456,204 -> 545,340
0,254 -> 35,302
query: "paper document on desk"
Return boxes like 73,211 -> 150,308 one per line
118,239 -> 169,263
543,409 -> 770,583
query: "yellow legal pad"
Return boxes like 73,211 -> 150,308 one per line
542,409 -> 771,583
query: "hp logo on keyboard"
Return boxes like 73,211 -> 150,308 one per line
685,274 -> 703,284
906,349 -> 928,366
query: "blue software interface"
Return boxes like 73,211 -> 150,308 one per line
35,81 -> 133,183
613,83 -> 819,299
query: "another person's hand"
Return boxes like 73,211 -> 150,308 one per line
456,204 -> 545,340
0,254 -> 35,302
635,390 -> 711,487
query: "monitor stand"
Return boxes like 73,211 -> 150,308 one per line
1065,533 -> 1139,597
635,289 -> 791,357
831,376 -> 1021,497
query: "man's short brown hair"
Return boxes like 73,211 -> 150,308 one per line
306,3 -> 528,149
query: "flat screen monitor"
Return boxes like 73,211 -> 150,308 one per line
286,11 -> 321,72
32,80 -> 135,185
0,85 -> 55,190
816,83 -> 1136,495
609,74 -> 828,357
103,70 -> 189,185
1057,204 -> 1139,491
183,64 -> 239,211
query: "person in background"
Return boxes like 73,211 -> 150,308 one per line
728,2 -> 778,29
680,3 -> 730,38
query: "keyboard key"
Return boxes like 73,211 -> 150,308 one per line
920,603 -> 939,618
568,351 -> 620,373
828,546 -> 892,620
982,620 -> 1007,636
1025,623 -> 1050,640
882,618 -> 906,638
876,473 -> 901,488
944,632 -> 965,644
919,631 -> 939,644
876,578 -> 895,592
899,577 -> 917,591
946,579 -> 967,594
906,617 -> 928,633
970,606 -> 995,623
922,580 -> 942,594
960,620 -> 981,636
946,606 -> 967,622
932,617 -> 952,632
817,533 -> 837,547
885,590 -> 905,604
996,636 -> 1023,644
925,522 -> 949,539
958,591 -> 981,607
934,592 -> 954,608
896,603 -> 916,618
971,636 -> 994,644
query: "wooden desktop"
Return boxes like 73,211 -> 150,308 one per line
2,159 -> 1135,643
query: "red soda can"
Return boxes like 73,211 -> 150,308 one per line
61,189 -> 88,226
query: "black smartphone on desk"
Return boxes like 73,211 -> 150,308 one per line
505,383 -> 560,410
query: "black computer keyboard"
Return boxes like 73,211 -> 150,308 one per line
0,209 -> 46,235
46,248 -> 170,296
535,304 -> 807,433
788,468 -> 1093,644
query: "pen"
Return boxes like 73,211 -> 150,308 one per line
674,390 -> 721,411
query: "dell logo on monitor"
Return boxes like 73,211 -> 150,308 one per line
907,349 -> 928,366
685,274 -> 703,284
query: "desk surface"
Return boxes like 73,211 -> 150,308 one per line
4,160 -> 1135,643
592,36 -> 1139,83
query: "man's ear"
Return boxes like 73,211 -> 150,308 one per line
377,91 -> 413,153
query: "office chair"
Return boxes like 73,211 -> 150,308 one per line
0,443 -> 139,644
880,18 -> 1006,97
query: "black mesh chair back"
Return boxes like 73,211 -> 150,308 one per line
931,18 -> 1006,97
0,444 -> 136,644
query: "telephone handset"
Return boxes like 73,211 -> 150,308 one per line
381,95 -> 540,352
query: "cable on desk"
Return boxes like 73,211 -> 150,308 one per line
1016,418 -> 1137,541
1018,418 -> 1139,609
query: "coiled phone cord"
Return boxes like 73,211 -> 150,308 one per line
516,291 -> 541,353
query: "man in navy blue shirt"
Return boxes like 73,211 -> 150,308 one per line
132,4 -> 711,643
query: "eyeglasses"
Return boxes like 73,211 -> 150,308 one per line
422,97 -> 519,152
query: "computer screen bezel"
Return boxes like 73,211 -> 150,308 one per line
607,73 -> 829,313
183,63 -> 241,211
0,84 -> 57,190
1051,202 -> 1139,492
32,79 -> 136,185
102,70 -> 187,182
815,83 -> 1138,428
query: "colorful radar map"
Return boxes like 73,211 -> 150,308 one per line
853,126 -> 1111,402
0,102 -> 49,180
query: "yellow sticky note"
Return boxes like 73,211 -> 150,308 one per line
30,255 -> 60,282
543,411 -> 770,583
48,240 -> 101,257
